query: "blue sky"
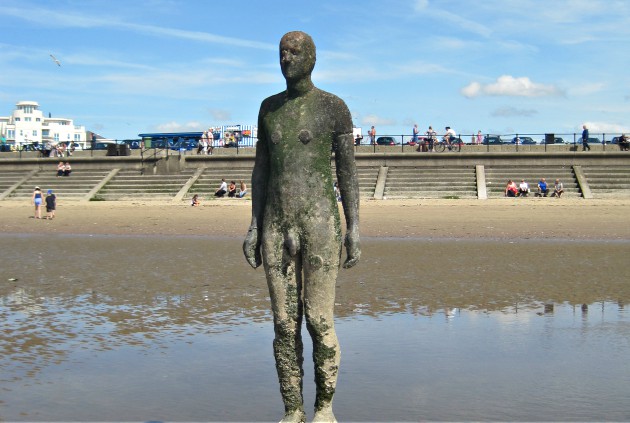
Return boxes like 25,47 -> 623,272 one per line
1,0 -> 629,141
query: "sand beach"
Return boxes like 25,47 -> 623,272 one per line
2,197 -> 630,240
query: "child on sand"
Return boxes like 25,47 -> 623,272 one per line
45,189 -> 56,219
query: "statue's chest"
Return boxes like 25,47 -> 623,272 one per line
265,100 -> 326,148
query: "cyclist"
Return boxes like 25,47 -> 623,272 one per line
443,126 -> 457,150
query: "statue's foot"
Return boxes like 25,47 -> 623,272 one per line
313,406 -> 337,423
280,409 -> 306,423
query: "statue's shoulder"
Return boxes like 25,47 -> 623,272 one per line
314,88 -> 346,105
260,91 -> 286,111
314,88 -> 351,121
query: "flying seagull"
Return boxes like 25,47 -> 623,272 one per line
49,54 -> 61,66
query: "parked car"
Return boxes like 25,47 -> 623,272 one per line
611,136 -> 629,144
68,142 -> 84,151
511,136 -> 537,144
482,135 -> 505,144
549,137 -> 566,144
376,136 -> 397,145
92,142 -> 116,150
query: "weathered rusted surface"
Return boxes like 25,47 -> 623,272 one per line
243,31 -> 360,423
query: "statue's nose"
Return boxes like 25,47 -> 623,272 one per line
281,50 -> 293,63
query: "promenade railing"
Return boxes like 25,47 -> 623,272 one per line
355,132 -> 629,153
2,132 -> 629,159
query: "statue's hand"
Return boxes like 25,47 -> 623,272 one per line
342,227 -> 361,269
243,226 -> 262,268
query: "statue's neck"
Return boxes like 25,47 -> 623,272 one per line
286,77 -> 314,98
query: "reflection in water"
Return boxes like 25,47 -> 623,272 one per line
1,235 -> 629,421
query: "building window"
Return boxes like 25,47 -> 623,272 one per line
54,133 -> 59,142
33,130 -> 37,137
25,117 -> 32,122
36,118 -> 41,122
74,134 -> 81,142
8,130 -> 15,139
23,105 -> 34,113
15,117 -> 20,121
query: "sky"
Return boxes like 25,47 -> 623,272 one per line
1,0 -> 629,141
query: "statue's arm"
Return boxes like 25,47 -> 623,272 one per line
334,113 -> 361,269
243,110 -> 269,269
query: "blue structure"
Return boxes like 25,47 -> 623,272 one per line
138,132 -> 203,149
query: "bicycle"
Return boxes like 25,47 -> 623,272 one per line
435,136 -> 462,152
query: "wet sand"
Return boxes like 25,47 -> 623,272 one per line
2,197 -> 630,240
2,198 -> 630,421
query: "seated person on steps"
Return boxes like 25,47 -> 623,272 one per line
536,178 -> 548,197
551,179 -> 564,198
518,179 -> 529,197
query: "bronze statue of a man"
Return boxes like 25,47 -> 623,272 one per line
243,31 -> 361,423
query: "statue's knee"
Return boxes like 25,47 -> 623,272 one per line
305,315 -> 333,341
275,318 -> 298,339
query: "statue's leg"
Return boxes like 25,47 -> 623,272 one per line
303,229 -> 342,423
263,228 -> 306,422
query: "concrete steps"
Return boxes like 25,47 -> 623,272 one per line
0,170 -> 32,193
357,167 -> 379,198
189,167 -> 252,199
329,165 -> 378,198
484,166 -> 580,198
583,166 -> 630,198
384,166 -> 478,199
96,169 -> 196,200
8,169 -> 112,200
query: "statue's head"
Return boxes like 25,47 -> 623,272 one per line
279,31 -> 316,82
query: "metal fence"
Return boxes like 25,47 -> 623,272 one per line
355,132 -> 629,153
2,131 -> 629,159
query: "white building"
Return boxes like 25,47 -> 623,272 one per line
0,101 -> 87,147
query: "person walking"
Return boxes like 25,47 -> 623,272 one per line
412,124 -> 419,144
45,189 -> 56,219
582,125 -> 591,151
32,186 -> 43,219
426,126 -> 437,152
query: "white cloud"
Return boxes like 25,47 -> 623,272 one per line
413,0 -> 492,38
155,121 -> 204,132
461,75 -> 563,98
581,121 -> 630,134
394,61 -> 452,75
361,114 -> 396,126
568,82 -> 606,96
0,6 -> 275,51
208,109 -> 232,122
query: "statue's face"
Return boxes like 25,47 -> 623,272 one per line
280,32 -> 315,81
